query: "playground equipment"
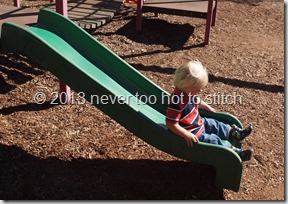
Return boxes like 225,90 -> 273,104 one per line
135,0 -> 218,45
0,8 -> 243,192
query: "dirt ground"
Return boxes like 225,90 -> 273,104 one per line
0,0 -> 285,200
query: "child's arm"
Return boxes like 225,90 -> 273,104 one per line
199,98 -> 216,112
166,122 -> 199,147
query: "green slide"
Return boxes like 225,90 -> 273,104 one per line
0,8 -> 243,192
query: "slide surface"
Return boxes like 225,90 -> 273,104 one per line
0,8 -> 243,191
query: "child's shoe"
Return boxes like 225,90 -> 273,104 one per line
237,149 -> 254,161
229,124 -> 253,141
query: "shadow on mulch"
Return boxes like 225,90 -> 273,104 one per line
131,63 -> 175,75
208,74 -> 284,93
0,144 -> 224,200
91,15 -> 206,59
119,42 -> 204,59
0,52 -> 45,94
110,18 -> 199,50
0,101 -> 56,115
129,63 -> 284,93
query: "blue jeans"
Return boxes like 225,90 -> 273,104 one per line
198,117 -> 231,147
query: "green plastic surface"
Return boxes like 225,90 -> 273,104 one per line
0,8 -> 243,192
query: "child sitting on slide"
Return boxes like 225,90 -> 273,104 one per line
165,60 -> 254,161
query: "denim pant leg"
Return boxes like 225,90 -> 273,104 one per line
198,133 -> 226,146
202,117 -> 231,140
198,117 -> 231,147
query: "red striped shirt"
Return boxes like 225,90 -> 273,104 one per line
166,88 -> 204,137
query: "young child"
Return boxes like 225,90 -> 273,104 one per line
166,60 -> 254,161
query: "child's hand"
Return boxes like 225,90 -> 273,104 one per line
184,133 -> 199,147
166,122 -> 199,147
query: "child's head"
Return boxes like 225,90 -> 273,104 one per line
173,60 -> 208,93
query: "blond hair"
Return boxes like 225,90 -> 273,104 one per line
173,60 -> 208,90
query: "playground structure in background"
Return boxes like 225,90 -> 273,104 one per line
123,0 -> 217,45
135,0 -> 217,45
